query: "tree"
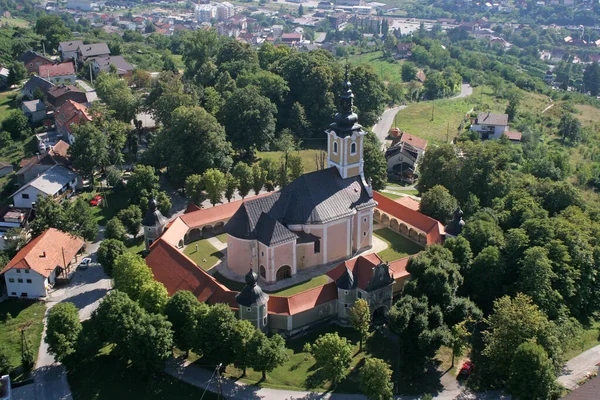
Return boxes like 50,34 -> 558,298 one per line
359,358 -> 394,400
518,247 -> 562,318
275,130 -> 300,177
232,319 -> 256,377
557,112 -> 582,145
194,303 -> 238,365
35,15 -> 70,50
0,346 -> 10,376
94,72 -> 139,123
401,62 -> 418,82
7,61 -> 26,86
165,291 -> 205,357
224,173 -> 238,203
2,111 -> 31,141
138,280 -> 169,314
449,320 -> 470,368
583,61 -> 600,96
252,164 -> 267,195
69,123 -> 108,184
145,71 -> 197,128
118,205 -> 142,239
97,239 -> 126,276
350,298 -> 371,351
132,69 -> 152,89
220,86 -> 277,160
45,302 -> 82,363
388,82 -> 405,105
465,246 -> 506,312
249,331 -> 289,381
202,168 -> 226,206
350,65 -> 389,127
112,253 -> 154,302
298,3 -> 304,16
156,191 -> 172,216
233,162 -> 253,199
65,198 -> 98,241
3,227 -> 28,258
29,195 -> 67,238
287,154 -> 304,182
363,131 -> 387,191
104,217 -> 127,241
308,333 -> 353,385
505,90 -> 520,122
185,174 -> 204,206
420,185 -> 459,225
482,294 -> 562,385
388,295 -> 448,375
127,312 -> 173,375
127,165 -> 160,205
509,342 -> 559,400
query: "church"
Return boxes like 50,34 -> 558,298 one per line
224,72 -> 377,283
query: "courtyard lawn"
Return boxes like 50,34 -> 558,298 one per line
87,189 -> 130,226
264,275 -> 330,297
183,239 -> 223,271
125,236 -> 145,255
256,149 -> 324,174
216,233 -> 228,243
374,228 -> 423,262
0,300 -> 45,374
347,51 -> 403,83
67,347 -> 218,400
381,192 -> 402,200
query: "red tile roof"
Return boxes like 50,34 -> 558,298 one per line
54,100 -> 92,134
388,257 -> 410,279
179,193 -> 271,229
0,228 -> 84,278
374,191 -> 444,245
49,140 -> 70,159
39,62 -> 75,78
326,253 -> 383,290
268,282 -> 338,315
394,196 -> 420,211
399,132 -> 428,150
503,131 -> 522,141
184,203 -> 202,213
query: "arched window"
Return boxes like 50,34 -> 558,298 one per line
276,265 -> 292,281
314,239 -> 321,254
350,142 -> 357,155
259,265 -> 266,279
333,142 -> 338,154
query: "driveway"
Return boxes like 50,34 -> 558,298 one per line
558,344 -> 600,390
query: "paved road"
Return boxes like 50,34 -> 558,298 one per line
371,84 -> 473,146
558,344 -> 600,390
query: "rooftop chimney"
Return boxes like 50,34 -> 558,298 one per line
40,251 -> 46,258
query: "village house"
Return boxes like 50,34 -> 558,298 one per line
77,42 -> 111,63
58,40 -> 84,61
395,42 -> 414,59
280,32 -> 303,46
19,51 -> 54,76
46,85 -> 88,109
385,131 -> 428,182
0,228 -> 84,299
0,206 -> 31,251
21,99 -> 47,123
470,111 -> 509,139
23,76 -> 55,100
90,55 -> 134,79
0,161 -> 12,178
54,100 -> 92,144
38,62 -> 77,85
11,165 -> 80,208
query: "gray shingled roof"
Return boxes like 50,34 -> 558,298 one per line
23,76 -> 55,96
476,112 -> 508,126
336,267 -> 356,290
78,42 -> 111,58
225,167 -> 376,245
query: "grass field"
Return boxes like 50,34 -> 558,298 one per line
216,233 -> 228,243
394,86 -> 552,144
125,236 -> 145,255
0,300 -> 45,374
264,275 -> 329,296
0,17 -> 30,28
256,149 -> 325,174
86,190 -> 130,226
374,228 -> 423,262
574,104 -> 600,128
67,347 -> 218,400
183,239 -> 223,271
563,320 -> 600,361
347,51 -> 403,83
381,192 -> 403,200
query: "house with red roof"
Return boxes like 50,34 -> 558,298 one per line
38,62 -> 76,85
1,228 -> 84,298
54,100 -> 92,144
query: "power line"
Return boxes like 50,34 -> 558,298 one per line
200,363 -> 219,400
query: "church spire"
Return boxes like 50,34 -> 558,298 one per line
331,64 -> 360,136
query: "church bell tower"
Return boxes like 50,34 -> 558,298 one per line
326,65 -> 367,179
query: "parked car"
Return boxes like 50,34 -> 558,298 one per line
458,361 -> 474,378
90,195 -> 102,207
79,258 -> 92,270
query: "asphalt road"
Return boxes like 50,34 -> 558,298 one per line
558,344 -> 600,390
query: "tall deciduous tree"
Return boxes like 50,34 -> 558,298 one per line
145,71 -> 197,128
350,65 -> 389,127
29,195 -> 67,238
2,110 -> 32,141
557,112 -> 582,145
94,72 -> 139,123
359,358 -> 394,400
117,205 -> 142,239
508,342 -> 559,400
230,163 -> 251,200
66,197 -> 98,241
583,61 -> 600,96
220,86 -> 277,160
35,15 -> 70,50
165,291 -> 206,357
104,217 -> 127,241
224,173 -> 238,203
420,185 -> 459,225
202,168 -> 226,206
185,174 -> 204,206
350,298 -> 371,351
363,131 -> 387,191
7,61 -> 26,86
112,253 -> 154,302
249,331 -> 289,380
252,164 -> 267,195
69,123 -> 108,184
194,303 -> 238,366
127,165 -> 160,205
232,319 -> 257,377
97,239 -> 126,276
45,302 -> 82,363
138,280 -> 169,315
308,332 -> 353,386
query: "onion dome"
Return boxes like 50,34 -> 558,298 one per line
236,269 -> 269,307
142,198 -> 168,227
328,64 -> 362,138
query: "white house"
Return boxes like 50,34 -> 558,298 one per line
38,62 -> 77,85
1,228 -> 84,298
11,165 -> 80,208
470,112 -> 509,139
58,40 -> 84,61
385,131 -> 428,182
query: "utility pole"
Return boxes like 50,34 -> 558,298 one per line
216,363 -> 224,400
431,101 -> 435,121
446,121 -> 450,143
89,63 -> 93,84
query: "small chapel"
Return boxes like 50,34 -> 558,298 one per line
224,70 -> 377,283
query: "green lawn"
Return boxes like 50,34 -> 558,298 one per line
374,228 -> 423,262
347,51 -> 403,83
0,17 -> 30,27
0,300 -> 45,374
183,239 -> 223,271
125,236 -> 145,255
67,348 -> 218,400
563,320 -> 600,361
216,233 -> 228,243
381,192 -> 402,200
264,275 -> 330,297
86,189 -> 130,226
256,149 -> 324,174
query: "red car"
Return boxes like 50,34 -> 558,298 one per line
90,195 -> 103,207
458,361 -> 474,378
